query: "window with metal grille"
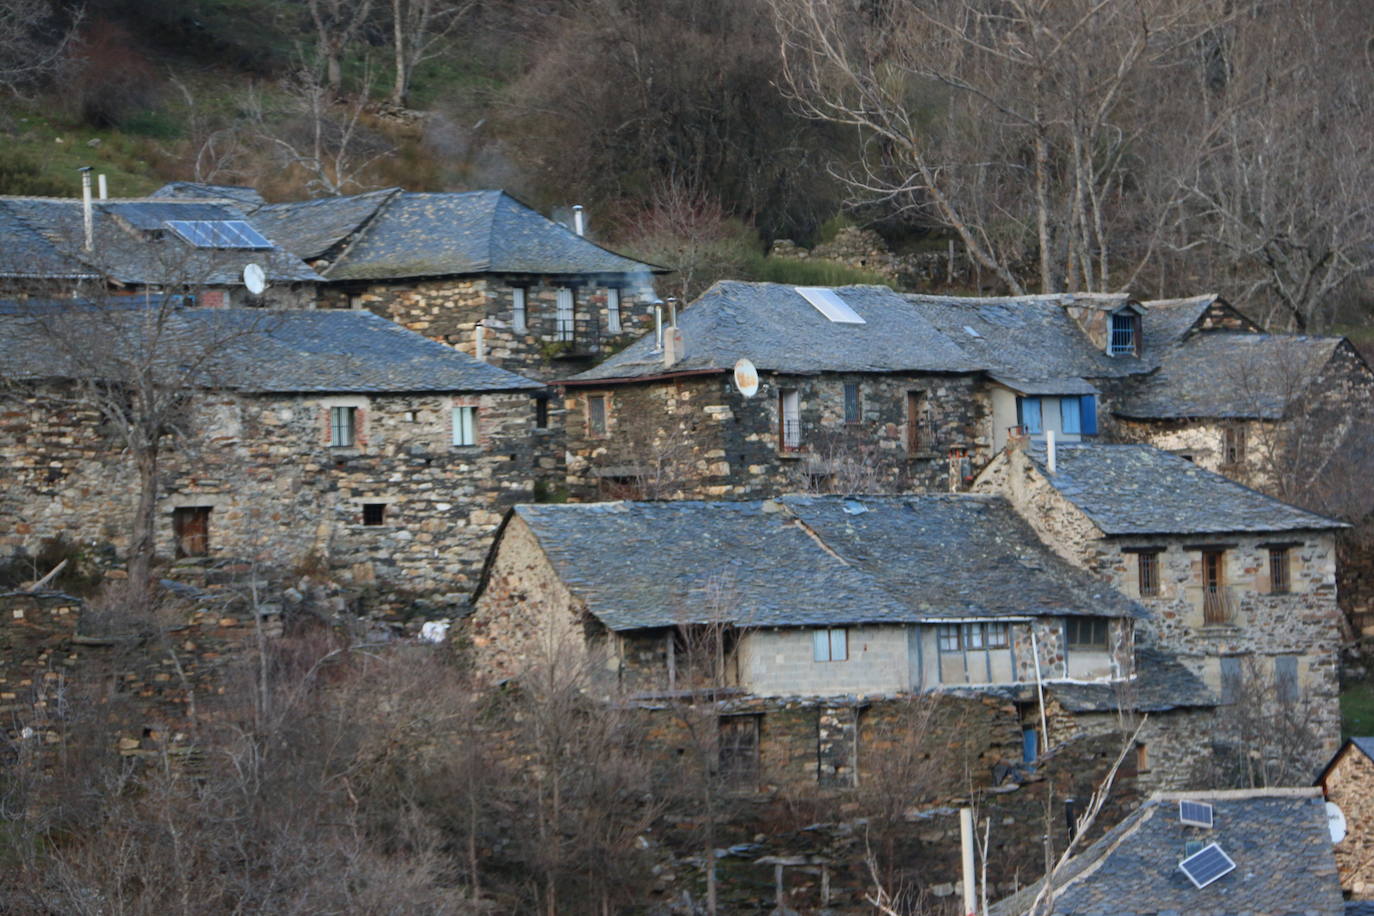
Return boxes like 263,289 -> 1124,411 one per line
1269,547 -> 1290,594
330,406 -> 356,447
555,287 -> 575,341
512,286 -> 527,332
452,406 -> 477,446
812,628 -> 848,662
586,395 -> 608,437
606,287 -> 622,334
843,382 -> 861,423
1109,311 -> 1139,355
1202,550 -> 1230,624
1137,551 -> 1161,597
362,503 -> 386,526
1066,617 -> 1108,650
779,389 -> 801,451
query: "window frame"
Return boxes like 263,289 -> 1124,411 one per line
452,405 -> 478,447
1109,310 -> 1140,356
172,505 -> 212,558
534,395 -> 550,430
586,394 -> 608,438
606,287 -> 622,334
361,503 -> 387,526
1066,617 -> 1109,651
1224,425 -> 1247,465
906,390 -> 926,455
1017,396 -> 1043,434
555,287 -> 575,342
512,286 -> 527,332
812,627 -> 849,662
779,388 -> 801,451
985,622 -> 1010,649
937,624 -> 962,653
329,406 -> 356,448
1137,550 -> 1161,597
718,714 -> 761,784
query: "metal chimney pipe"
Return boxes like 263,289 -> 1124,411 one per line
1046,429 -> 1057,474
474,323 -> 486,361
572,204 -> 585,237
97,174 -> 108,200
667,296 -> 678,328
653,304 -> 664,352
78,167 -> 94,251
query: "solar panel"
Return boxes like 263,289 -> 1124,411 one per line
165,220 -> 272,250
1179,842 -> 1235,889
794,287 -> 866,324
1179,800 -> 1214,828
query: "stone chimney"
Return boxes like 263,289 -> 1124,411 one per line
663,327 -> 685,368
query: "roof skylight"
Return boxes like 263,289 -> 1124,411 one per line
795,286 -> 865,324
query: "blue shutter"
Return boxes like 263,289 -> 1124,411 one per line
1079,395 -> 1098,435
1021,397 -> 1042,434
1022,728 -> 1039,763
1060,397 -> 1081,434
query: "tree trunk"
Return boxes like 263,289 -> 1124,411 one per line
129,446 -> 159,608
391,0 -> 408,107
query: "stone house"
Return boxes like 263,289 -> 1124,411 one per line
0,194 -> 320,307
975,441 -> 1346,779
0,304 -> 547,609
1319,737 -> 1374,899
238,187 -> 666,381
469,492 -> 1222,790
990,788 -> 1344,916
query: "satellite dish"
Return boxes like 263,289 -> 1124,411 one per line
242,263 -> 267,296
1327,801 -> 1347,843
733,358 -> 759,397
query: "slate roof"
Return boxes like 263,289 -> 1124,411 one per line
265,190 -> 661,281
0,304 -> 543,394
250,188 -> 399,261
565,281 -> 981,381
1114,332 -> 1345,420
0,197 -> 320,285
1138,294 -> 1222,358
990,789 -> 1343,916
904,292 -> 1153,381
500,494 -> 1144,631
1049,648 -> 1217,712
0,202 -> 97,279
1028,443 -> 1344,535
1352,737 -> 1374,761
150,182 -> 267,209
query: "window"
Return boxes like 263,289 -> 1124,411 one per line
843,382 -> 861,423
985,622 -> 1010,649
1275,655 -> 1299,703
586,395 -> 608,437
1137,551 -> 1161,597
555,287 -> 575,341
452,406 -> 477,446
1269,547 -> 1290,594
718,715 -> 760,784
330,406 -> 356,447
173,506 -> 211,558
937,624 -> 962,653
1109,310 -> 1140,355
512,287 -> 527,332
1135,743 -> 1150,773
1017,396 -> 1043,434
1224,425 -> 1246,464
779,388 -> 801,451
535,395 -> 550,430
1060,396 -> 1081,434
812,628 -> 849,662
606,287 -> 622,334
1202,549 -> 1230,624
1066,617 -> 1109,650
906,391 -> 926,455
963,622 -> 985,650
362,503 -> 386,526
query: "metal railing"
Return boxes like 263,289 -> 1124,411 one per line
780,418 -> 802,451
1203,585 -> 1238,625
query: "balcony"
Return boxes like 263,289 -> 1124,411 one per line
1203,585 -> 1239,626
543,315 -> 604,360
780,418 -> 802,453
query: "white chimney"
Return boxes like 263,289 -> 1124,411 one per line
78,167 -> 94,251
663,326 -> 685,368
572,204 -> 585,237
474,323 -> 486,361
97,174 -> 108,200
653,303 -> 664,352
1046,429 -> 1057,474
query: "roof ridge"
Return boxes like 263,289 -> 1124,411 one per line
1151,786 -> 1322,801
320,187 -> 405,277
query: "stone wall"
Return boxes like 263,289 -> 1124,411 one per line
564,370 -> 991,500
320,275 -> 655,382
1,385 -> 545,612
1321,743 -> 1374,898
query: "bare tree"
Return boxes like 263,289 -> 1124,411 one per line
621,177 -> 756,302
307,0 -> 374,93
387,0 -> 474,108
0,0 -> 82,97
